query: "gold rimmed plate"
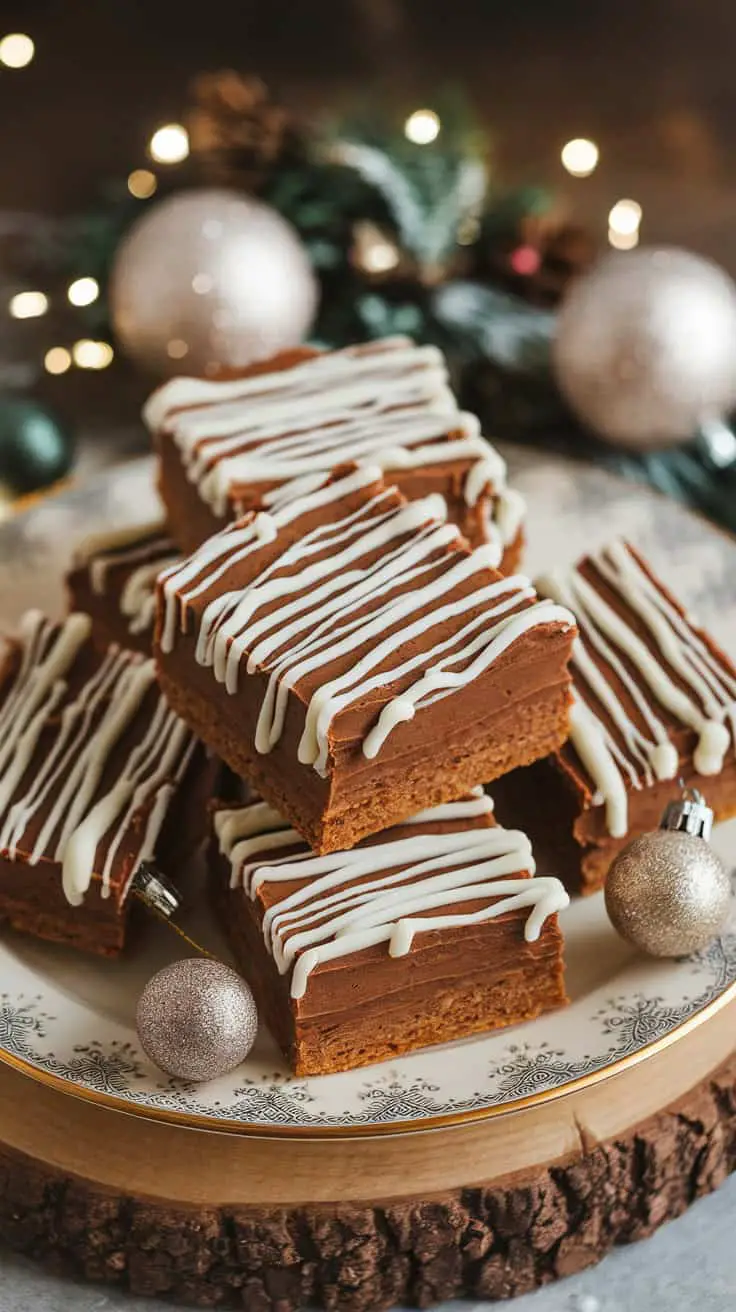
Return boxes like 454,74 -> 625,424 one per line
1,452 -> 735,1139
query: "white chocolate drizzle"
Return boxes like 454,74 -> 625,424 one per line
160,466 -> 575,777
73,523 -> 180,638
215,790 -> 569,1000
0,611 -> 196,906
143,336 -> 524,558
536,540 -> 736,837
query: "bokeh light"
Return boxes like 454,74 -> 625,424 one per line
149,124 -> 189,164
67,277 -> 99,307
0,34 -> 34,68
608,227 -> 640,250
44,347 -> 72,375
404,109 -> 441,145
608,198 -> 643,236
560,138 -> 599,177
128,168 -> 158,199
73,339 -> 114,369
9,291 -> 48,318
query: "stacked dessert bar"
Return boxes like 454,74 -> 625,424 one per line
143,338 -> 578,1073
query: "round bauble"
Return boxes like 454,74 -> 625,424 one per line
136,958 -> 258,1082
0,397 -> 74,496
605,830 -> 731,958
554,247 -> 736,449
110,189 -> 318,377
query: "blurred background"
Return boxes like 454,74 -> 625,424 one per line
2,0 -> 736,525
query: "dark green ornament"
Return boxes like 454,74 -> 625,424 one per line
0,397 -> 74,497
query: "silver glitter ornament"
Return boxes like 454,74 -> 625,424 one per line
554,247 -> 736,449
136,958 -> 258,1081
605,792 -> 731,958
110,189 -> 318,377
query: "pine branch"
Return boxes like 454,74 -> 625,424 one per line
423,157 -> 487,264
325,140 -> 425,254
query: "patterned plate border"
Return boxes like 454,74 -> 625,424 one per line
1,453 -> 736,1139
1,935 -> 735,1138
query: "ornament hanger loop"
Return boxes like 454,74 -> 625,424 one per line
662,785 -> 713,840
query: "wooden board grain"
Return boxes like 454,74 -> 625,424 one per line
0,995 -> 734,1308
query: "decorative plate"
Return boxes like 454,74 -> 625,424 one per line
1,452 -> 735,1139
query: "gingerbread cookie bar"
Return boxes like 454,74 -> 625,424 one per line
491,540 -> 736,893
0,610 -> 209,955
144,337 -> 526,567
67,521 -> 180,655
155,464 -> 576,854
210,790 -> 569,1075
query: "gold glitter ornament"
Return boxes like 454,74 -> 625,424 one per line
605,790 -> 731,958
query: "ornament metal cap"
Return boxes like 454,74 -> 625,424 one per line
660,787 -> 713,841
132,863 -> 182,918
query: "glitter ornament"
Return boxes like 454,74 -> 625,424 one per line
554,247 -> 736,449
605,790 -> 731,957
136,958 -> 258,1081
110,189 -> 318,377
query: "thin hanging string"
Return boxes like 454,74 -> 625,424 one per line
132,890 -> 219,960
125,863 -> 220,960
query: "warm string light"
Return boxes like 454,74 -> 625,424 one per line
608,198 -> 642,234
167,338 -> 189,359
45,343 -> 114,373
608,198 -> 642,249
608,228 -> 640,251
72,339 -> 114,370
44,347 -> 72,375
404,109 -> 441,145
128,168 -> 157,199
560,138 -> 599,178
67,276 -> 99,307
9,291 -> 48,319
149,124 -> 189,164
0,33 -> 34,68
362,238 -> 400,273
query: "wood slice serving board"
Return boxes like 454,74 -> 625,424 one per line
0,996 -> 735,1308
2,451 -> 736,1307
